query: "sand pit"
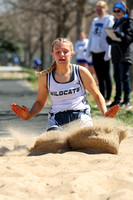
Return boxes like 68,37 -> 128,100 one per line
0,117 -> 133,200
30,117 -> 127,155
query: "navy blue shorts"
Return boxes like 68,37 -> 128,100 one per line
47,109 -> 93,131
77,59 -> 87,63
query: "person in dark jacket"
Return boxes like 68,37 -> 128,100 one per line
106,1 -> 133,109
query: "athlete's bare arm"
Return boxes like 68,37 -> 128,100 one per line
11,75 -> 48,120
79,66 -> 119,118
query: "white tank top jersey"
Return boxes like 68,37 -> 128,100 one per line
47,64 -> 91,114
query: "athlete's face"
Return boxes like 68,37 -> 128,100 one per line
51,42 -> 74,65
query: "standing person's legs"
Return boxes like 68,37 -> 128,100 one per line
92,52 -> 106,98
103,60 -> 112,102
113,62 -> 124,104
123,62 -> 131,104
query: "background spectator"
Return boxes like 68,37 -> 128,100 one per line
75,31 -> 98,84
75,31 -> 89,69
13,55 -> 19,66
106,1 -> 133,109
33,59 -> 42,71
86,1 -> 114,106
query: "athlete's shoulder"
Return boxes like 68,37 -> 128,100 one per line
38,73 -> 47,83
78,65 -> 89,75
37,73 -> 47,90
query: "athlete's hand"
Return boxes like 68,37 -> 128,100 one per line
104,105 -> 119,118
10,103 -> 31,120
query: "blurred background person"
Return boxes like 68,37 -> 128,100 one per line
75,31 -> 89,69
75,31 -> 98,84
106,1 -> 133,109
13,55 -> 19,66
86,55 -> 99,85
33,59 -> 42,71
86,1 -> 114,106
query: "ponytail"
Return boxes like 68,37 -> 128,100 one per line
35,61 -> 56,76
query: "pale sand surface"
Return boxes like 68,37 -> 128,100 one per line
0,118 -> 133,200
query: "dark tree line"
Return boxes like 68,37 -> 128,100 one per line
0,0 -> 114,69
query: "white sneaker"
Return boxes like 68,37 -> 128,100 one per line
105,100 -> 111,106
120,102 -> 132,109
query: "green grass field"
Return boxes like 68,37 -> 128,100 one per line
87,92 -> 133,127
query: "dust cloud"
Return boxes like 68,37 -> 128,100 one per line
0,117 -> 129,156
30,117 -> 128,155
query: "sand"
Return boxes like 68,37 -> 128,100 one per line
0,117 -> 133,200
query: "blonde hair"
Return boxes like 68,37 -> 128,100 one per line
35,38 -> 73,76
52,37 -> 73,52
96,1 -> 108,11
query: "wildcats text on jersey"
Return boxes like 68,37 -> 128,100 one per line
50,87 -> 80,96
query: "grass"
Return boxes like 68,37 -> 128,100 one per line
87,91 -> 133,127
24,68 -> 133,127
22,67 -> 38,90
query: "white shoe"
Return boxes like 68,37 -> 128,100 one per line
105,100 -> 111,106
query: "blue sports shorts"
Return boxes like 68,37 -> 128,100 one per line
46,109 -> 93,131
